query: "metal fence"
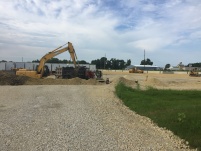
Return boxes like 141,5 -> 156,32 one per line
0,62 -> 96,72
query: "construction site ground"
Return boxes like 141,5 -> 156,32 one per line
0,70 -> 200,150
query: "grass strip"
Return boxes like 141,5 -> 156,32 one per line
115,82 -> 201,150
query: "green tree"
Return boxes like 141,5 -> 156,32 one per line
91,57 -> 131,69
91,57 -> 107,69
32,59 -> 40,63
164,64 -> 171,70
100,57 -> 107,69
46,58 -> 60,63
140,58 -> 153,65
105,60 -> 111,69
126,59 -> 131,66
0,60 -> 7,62
91,59 -> 101,69
187,62 -> 201,67
110,58 -> 117,69
61,59 -> 68,63
118,59 -> 125,69
32,58 -> 88,64
78,60 -> 89,64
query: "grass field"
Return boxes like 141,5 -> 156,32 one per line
115,82 -> 201,150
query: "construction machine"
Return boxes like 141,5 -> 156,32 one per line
94,70 -> 105,82
129,67 -> 144,73
16,42 -> 77,78
55,66 -> 95,79
189,68 -> 201,77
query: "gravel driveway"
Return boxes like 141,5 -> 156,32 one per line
0,85 -> 192,151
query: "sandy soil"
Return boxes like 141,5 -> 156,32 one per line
1,70 -> 200,90
0,85 -> 193,151
0,70 -> 199,150
103,71 -> 201,90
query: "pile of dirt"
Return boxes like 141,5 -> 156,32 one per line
146,78 -> 167,87
0,71 -> 102,85
25,77 -> 101,85
119,77 -> 137,87
0,71 -> 29,85
110,77 -> 137,88
110,76 -> 168,89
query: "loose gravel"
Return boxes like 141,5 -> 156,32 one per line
0,85 -> 193,151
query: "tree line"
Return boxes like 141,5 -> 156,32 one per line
32,57 -> 132,69
91,57 -> 132,69
187,63 -> 201,67
2,58 -> 201,70
32,58 -> 89,64
0,57 -> 155,70
32,57 -> 154,69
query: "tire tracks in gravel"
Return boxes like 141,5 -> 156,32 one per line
0,85 -> 193,151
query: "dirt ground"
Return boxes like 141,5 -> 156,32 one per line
102,70 -> 201,90
0,70 -> 201,90
0,71 -> 101,85
0,70 -> 197,150
0,85 -> 192,151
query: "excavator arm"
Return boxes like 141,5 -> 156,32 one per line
37,42 -> 77,75
16,42 -> 78,78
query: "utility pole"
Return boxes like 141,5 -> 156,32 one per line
144,49 -> 145,70
104,53 -> 106,69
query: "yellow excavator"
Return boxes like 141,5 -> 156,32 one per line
16,42 -> 77,78
129,67 -> 144,73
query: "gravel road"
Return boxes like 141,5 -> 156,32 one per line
0,85 -> 192,151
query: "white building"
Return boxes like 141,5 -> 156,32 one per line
0,62 -> 96,72
126,65 -> 160,70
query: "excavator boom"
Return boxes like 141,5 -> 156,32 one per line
16,42 -> 77,78
37,42 -> 77,75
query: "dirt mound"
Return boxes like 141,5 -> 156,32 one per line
0,71 -> 29,85
0,71 -> 101,85
119,77 -> 137,87
25,77 -> 101,85
110,77 -> 137,88
146,78 -> 167,87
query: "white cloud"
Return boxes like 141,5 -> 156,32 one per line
190,30 -> 201,39
142,4 -> 157,12
0,0 -> 201,66
130,38 -> 169,51
120,0 -> 139,8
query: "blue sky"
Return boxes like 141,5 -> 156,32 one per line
0,0 -> 201,67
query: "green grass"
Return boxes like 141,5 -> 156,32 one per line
115,82 -> 201,150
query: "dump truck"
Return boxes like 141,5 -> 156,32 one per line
55,66 -> 95,79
